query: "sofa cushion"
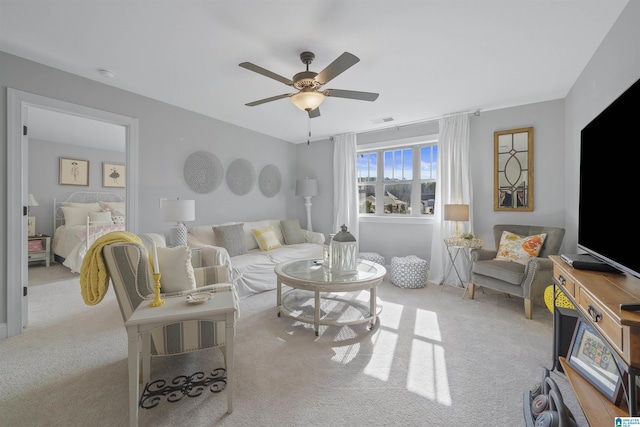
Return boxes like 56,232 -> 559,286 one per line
243,221 -> 269,250
252,225 -> 282,251
214,223 -> 248,257
472,259 -> 525,285
156,246 -> 196,293
281,219 -> 305,245
494,231 -> 546,265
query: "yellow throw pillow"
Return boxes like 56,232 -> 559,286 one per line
495,231 -> 546,265
252,226 -> 282,251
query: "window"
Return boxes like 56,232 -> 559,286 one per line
358,142 -> 437,216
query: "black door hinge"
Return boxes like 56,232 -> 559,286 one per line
23,287 -> 28,297
23,125 -> 27,136
23,206 -> 28,216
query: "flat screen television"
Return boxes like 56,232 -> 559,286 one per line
578,76 -> 640,279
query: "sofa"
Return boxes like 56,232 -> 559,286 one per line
187,219 -> 325,298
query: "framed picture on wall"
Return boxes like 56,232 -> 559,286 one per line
103,162 -> 125,188
567,319 -> 624,405
59,157 -> 89,186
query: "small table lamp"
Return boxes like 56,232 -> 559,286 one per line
444,204 -> 469,238
161,199 -> 195,247
295,178 -> 318,231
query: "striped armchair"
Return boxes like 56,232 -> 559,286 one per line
102,236 -> 236,374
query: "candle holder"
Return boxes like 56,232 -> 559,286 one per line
149,273 -> 165,307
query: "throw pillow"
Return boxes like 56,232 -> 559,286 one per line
213,223 -> 248,257
495,231 -> 547,265
280,218 -> 305,245
61,206 -> 93,226
88,211 -> 113,223
252,226 -> 282,251
156,246 -> 196,293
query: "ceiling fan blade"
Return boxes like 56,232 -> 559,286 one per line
239,62 -> 293,86
308,108 -> 321,119
323,89 -> 379,102
315,52 -> 360,86
245,93 -> 292,107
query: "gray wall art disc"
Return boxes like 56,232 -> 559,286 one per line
183,151 -> 224,194
258,164 -> 281,198
226,158 -> 256,196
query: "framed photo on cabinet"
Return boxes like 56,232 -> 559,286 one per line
567,319 -> 624,405
59,157 -> 89,186
103,162 -> 125,188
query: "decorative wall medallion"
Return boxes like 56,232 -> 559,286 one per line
183,151 -> 224,194
258,164 -> 281,198
226,158 -> 255,196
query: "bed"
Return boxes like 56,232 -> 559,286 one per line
52,191 -> 125,272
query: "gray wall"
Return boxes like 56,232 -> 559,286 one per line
28,138 -> 126,238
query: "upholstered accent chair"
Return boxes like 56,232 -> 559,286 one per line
102,234 -> 236,383
468,224 -> 565,319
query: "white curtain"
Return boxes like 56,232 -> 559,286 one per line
332,133 -> 358,240
429,114 -> 472,286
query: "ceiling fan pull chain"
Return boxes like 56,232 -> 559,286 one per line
307,116 -> 311,145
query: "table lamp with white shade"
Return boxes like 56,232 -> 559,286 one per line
295,178 -> 318,231
444,204 -> 469,238
161,199 -> 195,247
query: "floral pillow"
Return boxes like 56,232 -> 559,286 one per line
495,231 -> 547,265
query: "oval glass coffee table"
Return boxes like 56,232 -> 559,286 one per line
275,259 -> 386,336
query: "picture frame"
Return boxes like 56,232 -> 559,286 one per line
59,157 -> 89,186
103,162 -> 125,188
494,127 -> 534,212
567,319 -> 624,405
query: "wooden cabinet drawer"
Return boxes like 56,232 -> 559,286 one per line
577,286 -> 623,353
554,265 -> 576,297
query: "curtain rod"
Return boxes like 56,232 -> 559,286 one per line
330,109 -> 481,140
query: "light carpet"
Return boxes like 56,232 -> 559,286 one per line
0,276 -> 588,426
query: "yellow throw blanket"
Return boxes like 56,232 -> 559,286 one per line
80,231 -> 146,306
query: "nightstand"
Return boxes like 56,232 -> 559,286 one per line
28,234 -> 51,267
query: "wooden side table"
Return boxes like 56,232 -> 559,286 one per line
28,234 -> 50,267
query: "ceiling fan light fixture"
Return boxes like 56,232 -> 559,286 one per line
290,88 -> 325,112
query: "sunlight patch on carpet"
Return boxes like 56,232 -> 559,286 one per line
408,340 -> 452,405
415,309 -> 441,341
364,330 -> 397,381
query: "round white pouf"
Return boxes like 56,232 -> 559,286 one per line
390,255 -> 429,289
359,252 -> 385,266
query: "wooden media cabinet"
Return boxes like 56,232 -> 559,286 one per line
551,255 -> 640,423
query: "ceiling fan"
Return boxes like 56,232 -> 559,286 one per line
239,51 -> 379,118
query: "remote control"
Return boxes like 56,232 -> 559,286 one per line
620,303 -> 640,311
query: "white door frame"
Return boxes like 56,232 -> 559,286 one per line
5,88 -> 139,338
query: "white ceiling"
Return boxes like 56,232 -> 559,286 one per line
0,0 -> 629,145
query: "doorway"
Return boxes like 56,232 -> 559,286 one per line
6,88 -> 139,338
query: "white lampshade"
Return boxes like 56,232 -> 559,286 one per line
295,178 -> 318,197
161,199 -> 195,223
444,204 -> 469,221
27,194 -> 39,207
290,88 -> 325,112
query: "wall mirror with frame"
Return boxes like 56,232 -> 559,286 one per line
494,127 -> 534,211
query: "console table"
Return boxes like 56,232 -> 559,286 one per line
550,255 -> 640,423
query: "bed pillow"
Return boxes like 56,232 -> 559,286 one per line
112,215 -> 125,225
252,226 -> 282,251
280,219 -> 305,245
99,201 -> 126,216
213,223 -> 248,257
156,246 -> 196,293
61,202 -> 101,211
495,231 -> 547,265
61,206 -> 93,226
88,211 -> 113,223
